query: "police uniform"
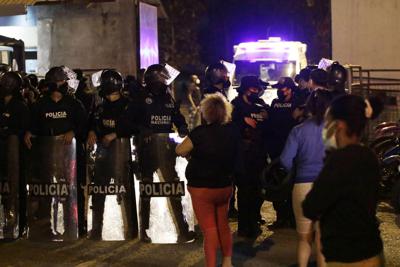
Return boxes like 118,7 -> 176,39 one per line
231,95 -> 268,237
30,94 -> 87,137
265,97 -> 297,227
0,96 -> 30,238
121,86 -> 191,241
28,93 -> 87,239
89,96 -> 134,238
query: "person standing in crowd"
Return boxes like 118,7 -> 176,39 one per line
303,95 -> 384,267
74,69 -> 96,117
294,66 -> 317,107
203,63 -> 231,98
280,89 -> 333,267
0,71 -> 30,237
24,66 -> 87,239
176,93 -> 238,267
0,72 -> 30,138
24,66 -> 87,146
309,69 -> 329,91
266,77 -> 298,228
119,64 -> 194,243
178,74 -> 202,131
327,62 -> 348,97
87,70 -> 130,239
231,76 -> 269,238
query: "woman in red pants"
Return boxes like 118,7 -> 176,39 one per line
176,93 -> 240,267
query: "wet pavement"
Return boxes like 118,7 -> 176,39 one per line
0,202 -> 399,267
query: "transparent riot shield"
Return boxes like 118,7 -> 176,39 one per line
135,133 -> 195,243
86,138 -> 138,240
0,135 -> 20,239
26,136 -> 78,241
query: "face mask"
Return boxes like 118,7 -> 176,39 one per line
248,92 -> 259,103
150,81 -> 167,95
56,83 -> 68,95
322,121 -> 338,150
223,79 -> 231,89
277,90 -> 285,100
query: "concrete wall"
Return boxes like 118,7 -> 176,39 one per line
332,0 -> 400,70
34,0 -> 138,76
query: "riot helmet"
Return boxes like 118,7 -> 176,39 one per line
27,74 -> 39,88
0,64 -> 11,78
205,63 -> 230,88
0,71 -> 23,98
45,66 -> 68,84
45,66 -> 69,95
237,75 -> 268,102
99,69 -> 123,97
327,62 -> 347,87
144,64 -> 170,95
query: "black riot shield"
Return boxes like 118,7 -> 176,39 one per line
26,136 -> 78,241
136,133 -> 195,243
0,135 -> 20,239
86,138 -> 138,240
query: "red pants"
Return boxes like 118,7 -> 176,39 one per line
188,186 -> 233,267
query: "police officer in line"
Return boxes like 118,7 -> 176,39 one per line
24,66 -> 87,239
203,62 -> 231,98
0,71 -> 30,238
231,76 -> 269,238
24,66 -> 87,145
266,77 -> 298,229
327,61 -> 348,97
87,70 -> 133,239
120,64 -> 195,243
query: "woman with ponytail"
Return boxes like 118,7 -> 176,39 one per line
303,94 -> 384,267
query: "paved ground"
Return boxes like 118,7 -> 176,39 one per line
0,202 -> 399,267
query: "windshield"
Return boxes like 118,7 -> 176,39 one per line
233,60 -> 296,85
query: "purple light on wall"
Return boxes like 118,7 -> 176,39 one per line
139,3 -> 159,69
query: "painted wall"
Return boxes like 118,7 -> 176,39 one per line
332,0 -> 400,70
34,0 -> 138,76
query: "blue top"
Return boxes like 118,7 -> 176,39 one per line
280,118 -> 325,183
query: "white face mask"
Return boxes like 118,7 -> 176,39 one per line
322,121 -> 338,150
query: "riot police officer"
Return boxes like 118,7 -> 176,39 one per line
24,66 -> 87,144
231,76 -> 269,238
0,71 -> 30,238
203,62 -> 231,98
24,66 -> 87,240
87,70 -> 136,240
120,64 -> 194,243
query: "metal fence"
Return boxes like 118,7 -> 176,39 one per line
347,66 -> 400,140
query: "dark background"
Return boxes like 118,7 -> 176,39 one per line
158,0 -> 331,75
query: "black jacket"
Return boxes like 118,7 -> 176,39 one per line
119,88 -> 188,136
264,97 -> 297,159
30,94 -> 87,138
89,97 -> 129,138
0,96 -> 30,138
303,145 -> 383,263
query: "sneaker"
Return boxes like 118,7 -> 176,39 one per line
177,231 -> 196,243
